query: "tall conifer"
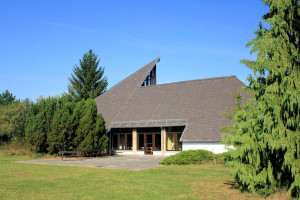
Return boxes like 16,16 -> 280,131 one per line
68,50 -> 108,101
0,90 -> 16,106
223,0 -> 300,197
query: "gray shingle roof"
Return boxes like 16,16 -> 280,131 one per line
95,58 -> 247,142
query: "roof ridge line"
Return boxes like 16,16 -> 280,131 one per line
141,75 -> 237,88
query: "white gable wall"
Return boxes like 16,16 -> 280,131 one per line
182,142 -> 227,154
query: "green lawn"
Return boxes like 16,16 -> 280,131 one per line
0,151 -> 266,200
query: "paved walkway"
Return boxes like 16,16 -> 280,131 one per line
20,155 -> 165,170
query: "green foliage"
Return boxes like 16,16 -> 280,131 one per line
0,139 -> 32,156
47,97 -> 76,153
220,93 -> 242,136
0,90 -> 16,106
0,102 -> 25,142
0,91 -> 32,143
25,97 -> 108,154
215,152 -> 232,164
68,49 -> 108,102
25,97 -> 57,152
159,150 -> 214,165
222,0 -> 300,197
74,99 -> 108,151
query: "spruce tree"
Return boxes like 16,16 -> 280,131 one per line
0,90 -> 16,106
222,0 -> 300,197
68,49 -> 108,102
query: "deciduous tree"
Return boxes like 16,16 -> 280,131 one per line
0,90 -> 31,143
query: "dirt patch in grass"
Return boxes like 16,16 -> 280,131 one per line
267,190 -> 292,200
177,181 -> 291,200
188,181 -> 262,200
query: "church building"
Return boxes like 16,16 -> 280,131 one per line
95,58 -> 246,155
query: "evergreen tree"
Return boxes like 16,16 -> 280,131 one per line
68,50 -> 108,102
220,93 -> 242,137
74,99 -> 108,151
25,97 -> 108,154
223,0 -> 300,197
25,97 -> 57,153
0,90 -> 16,106
48,97 -> 77,154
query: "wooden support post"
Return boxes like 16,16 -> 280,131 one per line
161,127 -> 166,156
132,129 -> 137,154
152,133 -> 155,152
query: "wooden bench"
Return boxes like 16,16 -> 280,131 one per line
84,150 -> 104,157
58,150 -> 105,160
58,150 -> 83,160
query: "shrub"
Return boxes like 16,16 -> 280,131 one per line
159,150 -> 215,165
215,151 -> 232,164
0,139 -> 32,156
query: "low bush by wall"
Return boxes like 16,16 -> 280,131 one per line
159,150 -> 232,165
159,150 -> 215,165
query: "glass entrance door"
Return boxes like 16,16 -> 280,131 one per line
144,134 -> 153,155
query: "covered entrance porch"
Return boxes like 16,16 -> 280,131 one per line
110,127 -> 184,156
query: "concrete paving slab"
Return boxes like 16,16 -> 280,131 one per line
20,155 -> 165,170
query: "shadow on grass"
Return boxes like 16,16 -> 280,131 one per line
224,180 -> 239,189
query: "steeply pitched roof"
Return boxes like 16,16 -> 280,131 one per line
95,58 -> 247,142
95,57 -> 160,129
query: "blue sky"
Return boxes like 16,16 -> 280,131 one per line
0,0 -> 268,102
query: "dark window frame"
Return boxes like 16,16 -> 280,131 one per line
112,133 -> 133,150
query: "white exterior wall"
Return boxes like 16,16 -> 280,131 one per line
115,150 -> 134,155
136,150 -> 145,155
165,151 -> 181,156
182,142 -> 228,154
153,151 -> 162,156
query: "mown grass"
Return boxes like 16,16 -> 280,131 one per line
0,151 -> 290,200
